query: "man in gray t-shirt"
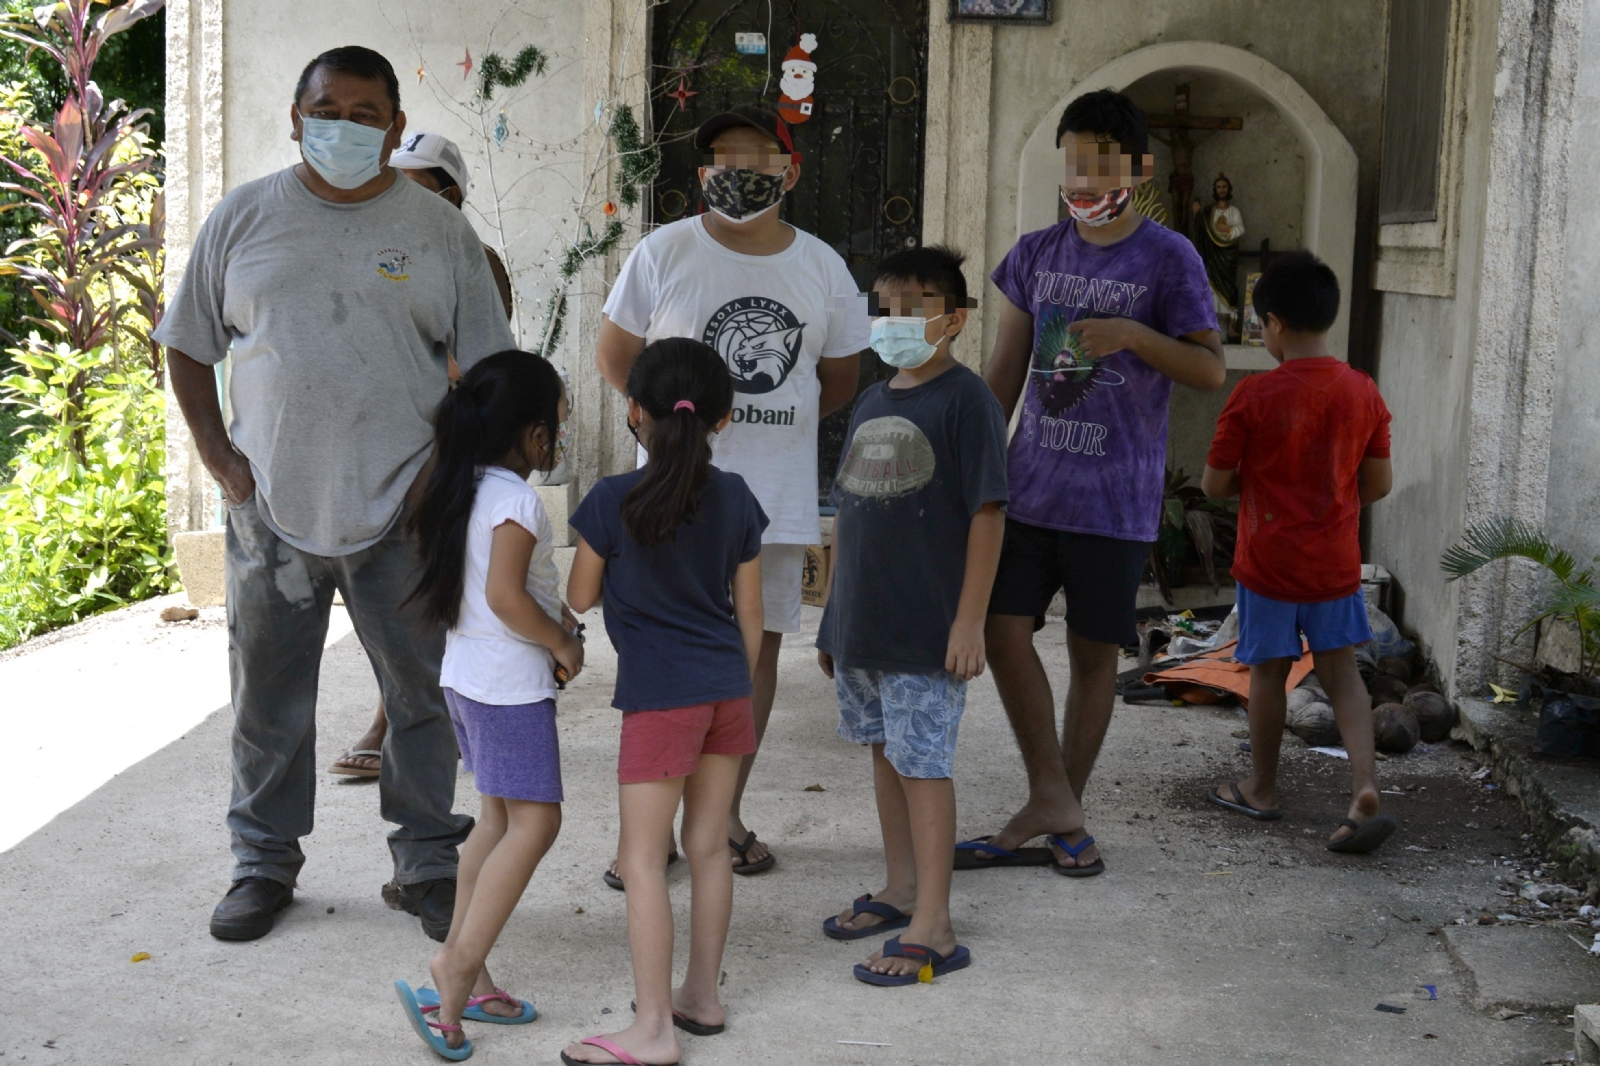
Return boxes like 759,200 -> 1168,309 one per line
156,46 -> 515,944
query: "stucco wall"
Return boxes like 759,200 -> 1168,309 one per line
215,1 -> 587,367
1543,0 -> 1600,568
980,2 -> 1387,367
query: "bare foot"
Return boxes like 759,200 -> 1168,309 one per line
1329,786 -> 1381,845
561,1021 -> 679,1065
469,966 -> 525,1019
330,717 -> 385,774
1211,778 -> 1279,816
987,797 -> 1100,870
859,917 -> 957,979
428,951 -> 477,1051
728,817 -> 770,868
671,984 -> 725,1031
832,890 -> 914,936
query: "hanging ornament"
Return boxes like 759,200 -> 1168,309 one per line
494,112 -> 509,146
778,33 -> 817,124
602,200 -> 618,217
594,98 -> 606,127
415,65 -> 427,84
457,48 -> 474,79
670,74 -> 697,111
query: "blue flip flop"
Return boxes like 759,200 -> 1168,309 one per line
823,894 -> 913,940
416,985 -> 536,1024
395,979 -> 473,1061
1049,833 -> 1106,878
953,836 -> 1054,870
853,935 -> 972,986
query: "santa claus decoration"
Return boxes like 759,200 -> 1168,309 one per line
778,33 -> 818,124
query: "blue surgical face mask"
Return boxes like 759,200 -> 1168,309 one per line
296,109 -> 391,190
870,315 -> 945,369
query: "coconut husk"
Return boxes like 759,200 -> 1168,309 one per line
1377,656 -> 1413,684
1405,690 -> 1456,743
1373,702 -> 1420,754
1369,674 -> 1410,706
1288,694 -> 1341,747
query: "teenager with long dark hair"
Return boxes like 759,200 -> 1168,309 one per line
561,338 -> 765,1066
393,351 -> 581,1060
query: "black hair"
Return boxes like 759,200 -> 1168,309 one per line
1251,250 -> 1341,334
621,338 -> 734,548
405,351 -> 564,628
294,46 -> 402,117
874,244 -> 968,309
1057,89 -> 1149,157
426,166 -> 460,194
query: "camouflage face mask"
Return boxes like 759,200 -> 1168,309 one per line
702,167 -> 786,223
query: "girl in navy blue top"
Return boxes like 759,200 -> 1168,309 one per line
565,338 -> 765,1066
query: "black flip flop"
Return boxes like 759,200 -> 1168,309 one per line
1049,833 -> 1105,878
1207,783 -> 1283,821
1326,815 -> 1397,854
602,850 -> 679,891
630,1000 -> 725,1036
954,835 -> 1055,870
729,831 -> 775,876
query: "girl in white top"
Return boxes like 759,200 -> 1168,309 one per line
393,351 -> 582,1061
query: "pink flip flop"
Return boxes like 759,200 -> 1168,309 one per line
559,1035 -> 678,1066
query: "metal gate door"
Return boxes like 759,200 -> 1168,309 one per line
649,0 -> 929,503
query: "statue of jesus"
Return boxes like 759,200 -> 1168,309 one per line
1190,173 -> 1245,340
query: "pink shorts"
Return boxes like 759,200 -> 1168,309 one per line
618,698 -> 757,784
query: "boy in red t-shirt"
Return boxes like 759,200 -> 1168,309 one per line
1201,251 -> 1396,854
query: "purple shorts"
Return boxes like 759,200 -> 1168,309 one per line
442,689 -> 563,803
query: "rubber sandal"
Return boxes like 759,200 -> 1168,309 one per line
1207,782 -> 1283,822
629,999 -> 725,1036
394,979 -> 472,1061
602,850 -> 679,892
1049,833 -> 1106,878
329,747 -> 381,778
416,985 -> 536,1024
853,935 -> 972,987
729,830 -> 775,876
822,893 -> 912,941
954,835 -> 1055,870
559,1034 -> 678,1066
1326,814 -> 1397,854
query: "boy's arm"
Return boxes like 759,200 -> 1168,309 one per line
1202,465 -> 1239,498
595,316 -> 646,395
486,522 -> 584,677
1358,457 -> 1393,506
566,536 -> 606,614
946,503 -> 1006,681
983,299 -> 1036,420
817,512 -> 841,679
817,352 -> 863,419
1069,319 -> 1227,392
732,555 -> 765,679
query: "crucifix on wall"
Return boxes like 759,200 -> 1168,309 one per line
1147,83 -> 1242,236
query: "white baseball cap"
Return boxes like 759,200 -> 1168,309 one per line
389,131 -> 470,193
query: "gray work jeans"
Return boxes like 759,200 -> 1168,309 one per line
223,494 -> 471,888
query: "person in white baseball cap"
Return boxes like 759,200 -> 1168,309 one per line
327,129 -> 517,782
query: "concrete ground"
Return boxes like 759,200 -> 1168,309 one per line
0,597 -> 1578,1065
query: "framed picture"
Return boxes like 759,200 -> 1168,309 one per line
1241,273 -> 1265,347
949,0 -> 1053,23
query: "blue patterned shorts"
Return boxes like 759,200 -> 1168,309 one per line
835,668 -> 967,779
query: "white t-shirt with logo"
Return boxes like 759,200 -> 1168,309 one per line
439,467 -> 566,706
603,216 -> 869,544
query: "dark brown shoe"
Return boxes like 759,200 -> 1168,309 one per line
209,877 -> 293,941
393,878 -> 456,941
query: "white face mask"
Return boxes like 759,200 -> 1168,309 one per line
297,109 -> 391,189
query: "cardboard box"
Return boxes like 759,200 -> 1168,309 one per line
801,542 -> 831,608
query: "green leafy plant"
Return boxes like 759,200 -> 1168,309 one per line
1150,467 -> 1238,604
1442,516 -> 1600,685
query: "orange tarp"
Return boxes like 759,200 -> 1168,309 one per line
1142,640 -> 1315,708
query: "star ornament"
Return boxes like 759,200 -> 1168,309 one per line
458,48 -> 473,79
670,74 -> 697,111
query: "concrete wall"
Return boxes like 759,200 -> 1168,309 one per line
1544,0 -> 1600,569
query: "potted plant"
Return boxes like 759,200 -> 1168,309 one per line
1149,467 -> 1238,604
1441,516 -> 1600,756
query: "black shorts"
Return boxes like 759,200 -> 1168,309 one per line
988,517 -> 1151,645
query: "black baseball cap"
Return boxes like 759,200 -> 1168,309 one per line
694,105 -> 800,158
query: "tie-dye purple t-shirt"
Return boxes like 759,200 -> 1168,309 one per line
990,216 -> 1217,543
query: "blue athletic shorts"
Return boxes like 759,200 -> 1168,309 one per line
835,667 -> 967,779
1235,586 -> 1372,665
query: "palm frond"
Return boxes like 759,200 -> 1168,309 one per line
1186,508 -> 1218,592
1440,516 -> 1577,583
